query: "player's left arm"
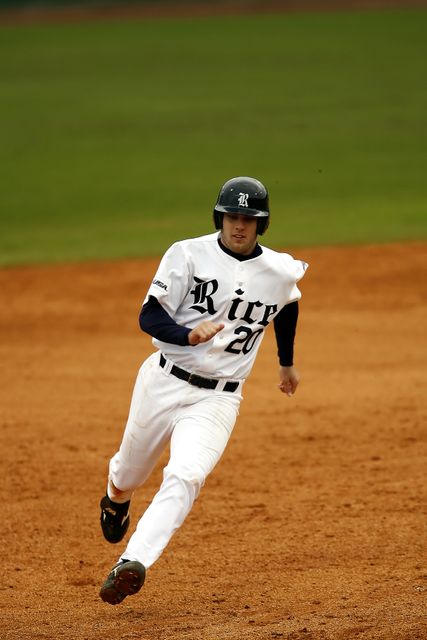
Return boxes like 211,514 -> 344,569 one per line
278,365 -> 300,396
273,301 -> 300,396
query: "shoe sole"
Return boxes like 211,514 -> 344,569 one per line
100,562 -> 145,605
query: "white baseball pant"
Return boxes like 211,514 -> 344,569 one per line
108,351 -> 241,569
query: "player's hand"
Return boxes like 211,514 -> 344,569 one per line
188,321 -> 224,345
278,365 -> 300,396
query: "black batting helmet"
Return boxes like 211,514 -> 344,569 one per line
213,176 -> 270,235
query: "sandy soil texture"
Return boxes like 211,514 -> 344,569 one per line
0,242 -> 426,639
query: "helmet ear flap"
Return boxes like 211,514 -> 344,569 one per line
213,210 -> 223,230
257,217 -> 269,235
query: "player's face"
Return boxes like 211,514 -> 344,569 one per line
221,213 -> 258,255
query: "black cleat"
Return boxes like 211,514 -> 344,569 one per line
100,495 -> 130,543
99,559 -> 146,605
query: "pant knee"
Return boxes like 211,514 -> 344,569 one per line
163,464 -> 206,498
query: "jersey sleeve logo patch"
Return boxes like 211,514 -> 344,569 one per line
153,279 -> 168,291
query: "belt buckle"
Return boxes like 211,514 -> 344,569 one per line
188,373 -> 195,385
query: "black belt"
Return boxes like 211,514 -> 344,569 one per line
159,354 -> 239,393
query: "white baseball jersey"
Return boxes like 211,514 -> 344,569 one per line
144,232 -> 307,381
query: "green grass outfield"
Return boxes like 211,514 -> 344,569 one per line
0,8 -> 426,266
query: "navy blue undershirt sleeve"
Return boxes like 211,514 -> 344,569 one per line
273,301 -> 299,366
139,296 -> 191,345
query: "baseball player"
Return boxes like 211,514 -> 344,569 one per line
98,176 -> 308,605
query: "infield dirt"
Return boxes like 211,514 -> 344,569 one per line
0,242 -> 426,639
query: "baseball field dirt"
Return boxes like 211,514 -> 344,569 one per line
0,242 -> 425,639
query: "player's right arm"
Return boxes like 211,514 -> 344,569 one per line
140,296 -> 222,346
188,321 -> 224,345
139,295 -> 191,345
